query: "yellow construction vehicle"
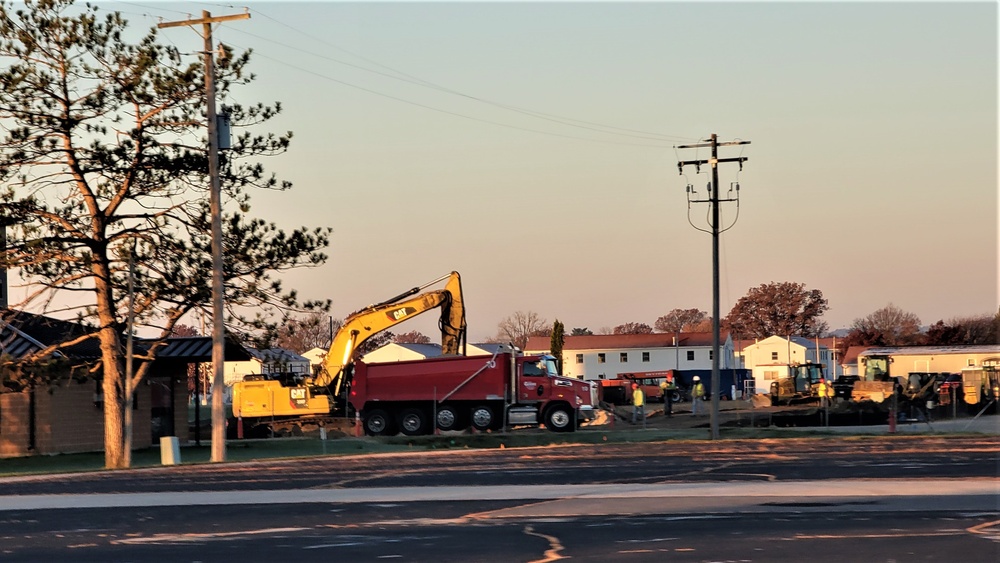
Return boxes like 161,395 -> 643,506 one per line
231,272 -> 466,428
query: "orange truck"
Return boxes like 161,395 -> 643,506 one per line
598,371 -> 671,405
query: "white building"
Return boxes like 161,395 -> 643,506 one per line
302,346 -> 327,373
222,347 -> 311,387
737,336 -> 837,395
524,332 -> 735,381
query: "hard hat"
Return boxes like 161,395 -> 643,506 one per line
693,376 -> 700,381
631,383 -> 638,388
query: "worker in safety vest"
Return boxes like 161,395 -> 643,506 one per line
691,376 -> 705,416
631,383 -> 645,424
817,378 -> 832,409
660,373 -> 677,418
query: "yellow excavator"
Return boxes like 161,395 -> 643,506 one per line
232,272 -> 466,426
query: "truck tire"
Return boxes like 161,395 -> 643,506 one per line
435,404 -> 463,432
545,405 -> 574,433
470,405 -> 495,431
364,409 -> 395,436
398,407 -> 429,436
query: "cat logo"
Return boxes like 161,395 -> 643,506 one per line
387,306 -> 417,322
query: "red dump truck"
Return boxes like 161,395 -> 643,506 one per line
349,352 -> 598,436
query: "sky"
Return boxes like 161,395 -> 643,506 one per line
114,1 -> 996,341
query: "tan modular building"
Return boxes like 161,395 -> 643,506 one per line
858,345 -> 1000,379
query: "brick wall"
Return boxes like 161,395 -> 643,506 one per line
1,379 -> 160,457
0,392 -> 30,456
36,380 -> 107,455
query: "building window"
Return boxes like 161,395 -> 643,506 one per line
642,352 -> 650,362
764,370 -> 780,380
968,359 -> 975,366
598,353 -> 605,364
820,351 -> 828,361
686,351 -> 694,361
771,352 -> 779,361
620,352 -> 628,363
709,350 -> 714,360
576,354 -> 583,364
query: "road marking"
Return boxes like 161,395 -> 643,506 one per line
793,531 -> 965,540
111,527 -> 309,545
966,518 -> 1000,541
524,525 -> 565,562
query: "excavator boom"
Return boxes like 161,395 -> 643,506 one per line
318,271 -> 466,395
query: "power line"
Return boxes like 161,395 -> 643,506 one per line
236,7 -> 698,144
228,44 -> 678,149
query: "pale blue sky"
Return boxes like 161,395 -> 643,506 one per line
130,1 -> 996,339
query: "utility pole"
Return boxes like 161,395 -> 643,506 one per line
676,134 -> 749,440
158,10 -> 250,463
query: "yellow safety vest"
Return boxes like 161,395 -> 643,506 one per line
633,388 -> 645,406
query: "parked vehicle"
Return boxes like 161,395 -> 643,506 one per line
351,352 -> 597,436
231,271 -> 467,433
832,375 -> 859,401
598,373 -> 667,405
961,359 -> 1000,407
769,363 -> 825,406
853,354 -> 897,403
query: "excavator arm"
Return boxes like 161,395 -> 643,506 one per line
317,271 -> 466,396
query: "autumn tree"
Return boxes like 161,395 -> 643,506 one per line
395,330 -> 432,344
0,0 -> 330,468
919,314 -> 996,346
725,282 -> 829,338
848,304 -> 922,346
357,331 -> 394,356
550,320 -> 565,374
840,326 -> 888,349
273,312 -> 333,353
171,324 -> 200,337
495,310 -> 548,349
654,309 -> 708,333
613,322 -> 653,335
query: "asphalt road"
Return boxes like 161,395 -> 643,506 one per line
1,435 -> 997,562
1,435 -> 996,494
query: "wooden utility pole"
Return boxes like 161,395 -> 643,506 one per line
676,134 -> 749,440
158,11 -> 250,462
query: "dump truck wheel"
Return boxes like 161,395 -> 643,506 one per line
470,405 -> 494,431
399,408 -> 429,436
436,405 -> 463,431
545,405 -> 574,433
364,409 -> 394,436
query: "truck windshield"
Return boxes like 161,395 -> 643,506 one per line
544,358 -> 559,376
